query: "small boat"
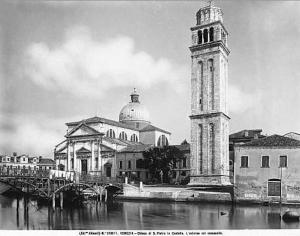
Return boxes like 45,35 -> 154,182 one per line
282,211 -> 300,222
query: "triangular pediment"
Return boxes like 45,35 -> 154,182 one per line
76,147 -> 91,154
66,123 -> 100,137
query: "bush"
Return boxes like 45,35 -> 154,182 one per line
180,176 -> 190,185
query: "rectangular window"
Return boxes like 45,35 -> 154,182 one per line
173,161 -> 177,169
182,158 -> 187,168
128,160 -> 131,169
241,156 -> 248,168
268,180 -> 281,196
279,156 -> 287,168
119,161 -> 123,169
95,158 -> 98,169
136,159 -> 144,169
262,156 -> 269,168
71,158 -> 74,169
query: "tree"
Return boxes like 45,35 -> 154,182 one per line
143,146 -> 184,183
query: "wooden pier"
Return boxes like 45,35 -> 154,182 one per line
0,167 -> 122,209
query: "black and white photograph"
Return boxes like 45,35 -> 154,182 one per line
1,0 -> 300,233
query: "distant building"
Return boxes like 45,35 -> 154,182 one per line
234,135 -> 300,203
37,158 -> 56,170
116,143 -> 190,184
54,89 -> 171,177
169,143 -> 190,184
116,144 -> 152,182
0,154 -> 54,172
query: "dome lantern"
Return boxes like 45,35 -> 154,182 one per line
130,88 -> 140,103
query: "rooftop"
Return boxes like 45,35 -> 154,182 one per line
66,116 -> 138,131
118,144 -> 153,153
38,158 -> 55,165
240,134 -> 300,147
170,144 -> 190,152
139,124 -> 171,135
230,129 -> 265,140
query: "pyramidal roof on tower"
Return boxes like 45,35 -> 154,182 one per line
196,1 -> 223,26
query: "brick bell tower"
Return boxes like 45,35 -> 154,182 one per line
188,2 -> 231,186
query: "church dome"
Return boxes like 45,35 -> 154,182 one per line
119,89 -> 150,124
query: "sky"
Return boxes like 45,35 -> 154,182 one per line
0,0 -> 300,157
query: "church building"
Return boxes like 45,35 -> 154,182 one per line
54,89 -> 170,178
189,2 -> 231,186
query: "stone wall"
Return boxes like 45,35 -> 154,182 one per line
234,146 -> 300,203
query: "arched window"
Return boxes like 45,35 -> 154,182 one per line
198,30 -> 202,44
157,135 -> 169,147
203,29 -> 208,43
119,131 -> 128,141
209,27 -> 214,42
106,129 -> 116,138
130,134 -> 138,142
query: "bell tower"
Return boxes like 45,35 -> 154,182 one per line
189,2 -> 231,186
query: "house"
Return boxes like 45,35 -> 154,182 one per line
229,129 -> 265,183
37,158 -> 56,170
234,134 -> 300,203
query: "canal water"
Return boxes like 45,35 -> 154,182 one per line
1,195 -> 300,230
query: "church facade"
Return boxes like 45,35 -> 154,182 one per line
189,3 -> 231,186
54,89 -> 171,178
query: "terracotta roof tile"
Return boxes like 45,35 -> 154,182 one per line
139,124 -> 171,134
118,144 -> 153,153
66,116 -> 138,131
240,134 -> 300,147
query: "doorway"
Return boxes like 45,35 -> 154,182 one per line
106,166 -> 111,177
81,159 -> 87,175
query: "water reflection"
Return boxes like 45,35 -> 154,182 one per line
1,195 -> 300,230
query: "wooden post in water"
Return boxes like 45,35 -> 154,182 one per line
105,188 -> 108,202
16,196 -> 19,228
60,191 -> 63,209
52,194 -> 55,210
139,181 -> 143,191
100,187 -> 103,202
48,178 -> 51,197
